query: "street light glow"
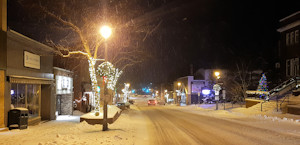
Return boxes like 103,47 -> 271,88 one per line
100,25 -> 112,39
177,82 -> 181,86
214,71 -> 221,79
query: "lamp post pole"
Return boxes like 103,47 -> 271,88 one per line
177,82 -> 181,106
102,42 -> 108,131
100,25 -> 111,131
214,71 -> 221,110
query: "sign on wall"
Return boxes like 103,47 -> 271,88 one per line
24,51 -> 40,69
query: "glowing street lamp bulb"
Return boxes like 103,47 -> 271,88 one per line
177,82 -> 181,86
100,25 -> 112,39
214,71 -> 220,77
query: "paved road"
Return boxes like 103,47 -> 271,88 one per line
138,106 -> 300,145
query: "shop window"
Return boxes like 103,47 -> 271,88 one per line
295,30 -> 299,44
11,84 -> 40,118
27,84 -> 40,118
11,84 -> 26,108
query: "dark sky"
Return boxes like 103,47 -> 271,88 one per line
7,0 -> 299,88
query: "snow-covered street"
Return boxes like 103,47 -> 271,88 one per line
140,106 -> 300,145
1,96 -> 300,145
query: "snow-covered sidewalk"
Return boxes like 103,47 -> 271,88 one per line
0,105 -> 148,145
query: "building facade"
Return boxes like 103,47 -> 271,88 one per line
54,67 -> 74,116
277,11 -> 300,78
1,29 -> 56,127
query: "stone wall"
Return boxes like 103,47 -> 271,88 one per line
60,94 -> 73,115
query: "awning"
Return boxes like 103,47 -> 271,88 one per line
8,75 -> 54,84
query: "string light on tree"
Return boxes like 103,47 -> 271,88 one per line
257,73 -> 268,99
97,61 -> 122,90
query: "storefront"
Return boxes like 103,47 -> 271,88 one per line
1,29 -> 56,126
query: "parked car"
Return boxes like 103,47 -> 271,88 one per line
157,100 -> 166,105
129,100 -> 135,104
148,99 -> 157,105
292,85 -> 300,96
116,102 -> 130,110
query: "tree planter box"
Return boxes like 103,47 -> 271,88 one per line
80,105 -> 121,125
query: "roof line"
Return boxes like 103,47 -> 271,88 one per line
279,11 -> 300,22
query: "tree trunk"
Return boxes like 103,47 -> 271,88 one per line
88,59 -> 100,114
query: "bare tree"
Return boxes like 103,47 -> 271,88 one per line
224,62 -> 254,105
19,0 -> 162,114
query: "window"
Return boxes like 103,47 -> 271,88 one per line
290,32 -> 294,45
11,84 -> 40,118
295,58 -> 299,76
27,84 -> 40,118
295,30 -> 299,44
11,84 -> 26,108
275,62 -> 280,69
286,60 -> 290,76
286,33 -> 290,46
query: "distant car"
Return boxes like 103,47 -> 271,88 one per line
148,99 -> 157,105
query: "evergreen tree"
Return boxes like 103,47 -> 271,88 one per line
257,73 -> 268,99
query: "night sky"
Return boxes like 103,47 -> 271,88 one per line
7,0 -> 299,88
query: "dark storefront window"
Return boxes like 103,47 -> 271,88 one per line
11,83 -> 40,118
11,83 -> 26,108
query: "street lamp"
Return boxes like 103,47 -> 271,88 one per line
213,71 -> 223,110
177,82 -> 181,105
177,82 -> 181,87
214,71 -> 221,80
100,25 -> 112,39
100,25 -> 112,131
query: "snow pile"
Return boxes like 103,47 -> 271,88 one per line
81,105 -> 121,119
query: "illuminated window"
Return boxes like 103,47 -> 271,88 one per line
295,30 -> 299,44
11,84 -> 40,118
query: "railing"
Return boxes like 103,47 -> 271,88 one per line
276,94 -> 290,112
269,76 -> 300,99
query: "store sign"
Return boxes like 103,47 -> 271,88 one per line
56,76 -> 73,94
24,51 -> 40,69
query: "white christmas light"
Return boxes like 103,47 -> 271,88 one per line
88,58 -> 101,115
97,61 -> 122,90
